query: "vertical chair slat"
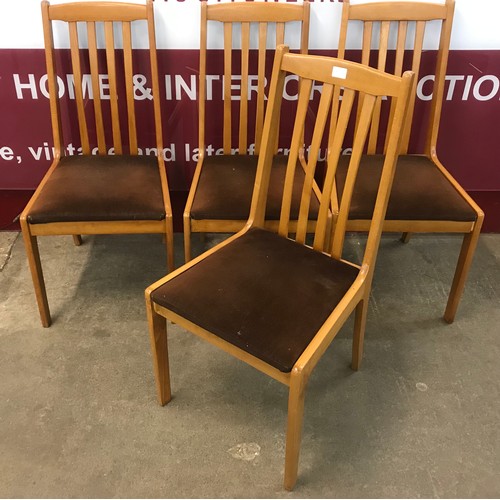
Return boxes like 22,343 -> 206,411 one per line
384,20 -> 408,152
123,21 -> 138,155
274,22 -> 286,152
313,88 -> 355,252
361,21 -> 373,66
276,22 -> 285,46
393,21 -> 408,77
278,78 -> 313,238
331,93 -> 376,259
401,20 -> 425,153
223,22 -> 232,154
355,21 -> 373,132
367,20 -> 390,154
69,21 -> 90,154
87,21 -> 106,154
239,22 -> 250,155
295,83 -> 334,245
104,21 -> 122,154
254,23 -> 267,155
329,1 -> 349,143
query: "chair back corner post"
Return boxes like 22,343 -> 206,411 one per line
198,2 -> 208,154
425,0 -> 455,154
337,0 -> 350,60
147,2 -> 164,156
42,1 -> 63,158
363,70 -> 415,276
301,0 -> 311,55
249,46 -> 288,228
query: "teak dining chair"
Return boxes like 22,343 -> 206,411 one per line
334,0 -> 484,323
183,0 -> 323,262
146,46 -> 414,490
21,0 -> 174,327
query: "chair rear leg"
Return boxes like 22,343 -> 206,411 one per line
72,235 -> 83,246
284,368 -> 308,491
21,222 -> 51,327
400,232 -> 412,243
165,216 -> 175,273
444,217 -> 483,323
352,296 -> 369,371
183,213 -> 192,264
146,295 -> 172,406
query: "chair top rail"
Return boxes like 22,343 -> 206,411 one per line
348,1 -> 449,22
281,52 -> 404,98
206,2 -> 307,23
45,1 -> 148,23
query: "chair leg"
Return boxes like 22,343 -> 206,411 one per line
444,219 -> 483,323
20,223 -> 51,327
352,297 -> 369,371
284,368 -> 308,491
183,213 -> 192,264
146,295 -> 172,406
165,216 -> 175,273
400,232 -> 412,243
72,235 -> 83,246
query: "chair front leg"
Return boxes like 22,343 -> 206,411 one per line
444,217 -> 483,323
146,296 -> 172,406
72,235 -> 83,246
284,367 -> 308,491
21,222 -> 51,327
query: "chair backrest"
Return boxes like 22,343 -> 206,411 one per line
199,0 -> 310,156
337,0 -> 454,155
41,0 -> 163,157
250,46 -> 413,276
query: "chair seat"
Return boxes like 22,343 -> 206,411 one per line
335,154 -> 477,222
190,154 -> 321,221
151,228 -> 359,372
27,155 -> 166,224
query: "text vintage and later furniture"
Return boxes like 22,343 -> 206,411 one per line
334,0 -> 483,322
21,0 -> 174,327
183,0 -> 327,262
146,47 -> 414,489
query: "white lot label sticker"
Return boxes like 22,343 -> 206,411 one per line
332,66 -> 348,79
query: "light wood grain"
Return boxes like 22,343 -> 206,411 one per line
22,0 -> 174,326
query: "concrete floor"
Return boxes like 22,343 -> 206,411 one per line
0,230 -> 499,498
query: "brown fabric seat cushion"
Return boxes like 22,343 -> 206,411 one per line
151,228 -> 359,372
190,154 -> 321,221
27,155 -> 166,224
335,154 -> 477,222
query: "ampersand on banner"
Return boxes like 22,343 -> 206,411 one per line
133,74 -> 153,100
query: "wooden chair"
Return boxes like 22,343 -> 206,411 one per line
20,0 -> 174,327
183,0 -> 324,262
334,0 -> 484,323
146,46 -> 414,490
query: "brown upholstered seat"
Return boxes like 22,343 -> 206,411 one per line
151,227 -> 358,372
335,155 -> 477,222
27,155 -> 166,224
190,155 -> 320,221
